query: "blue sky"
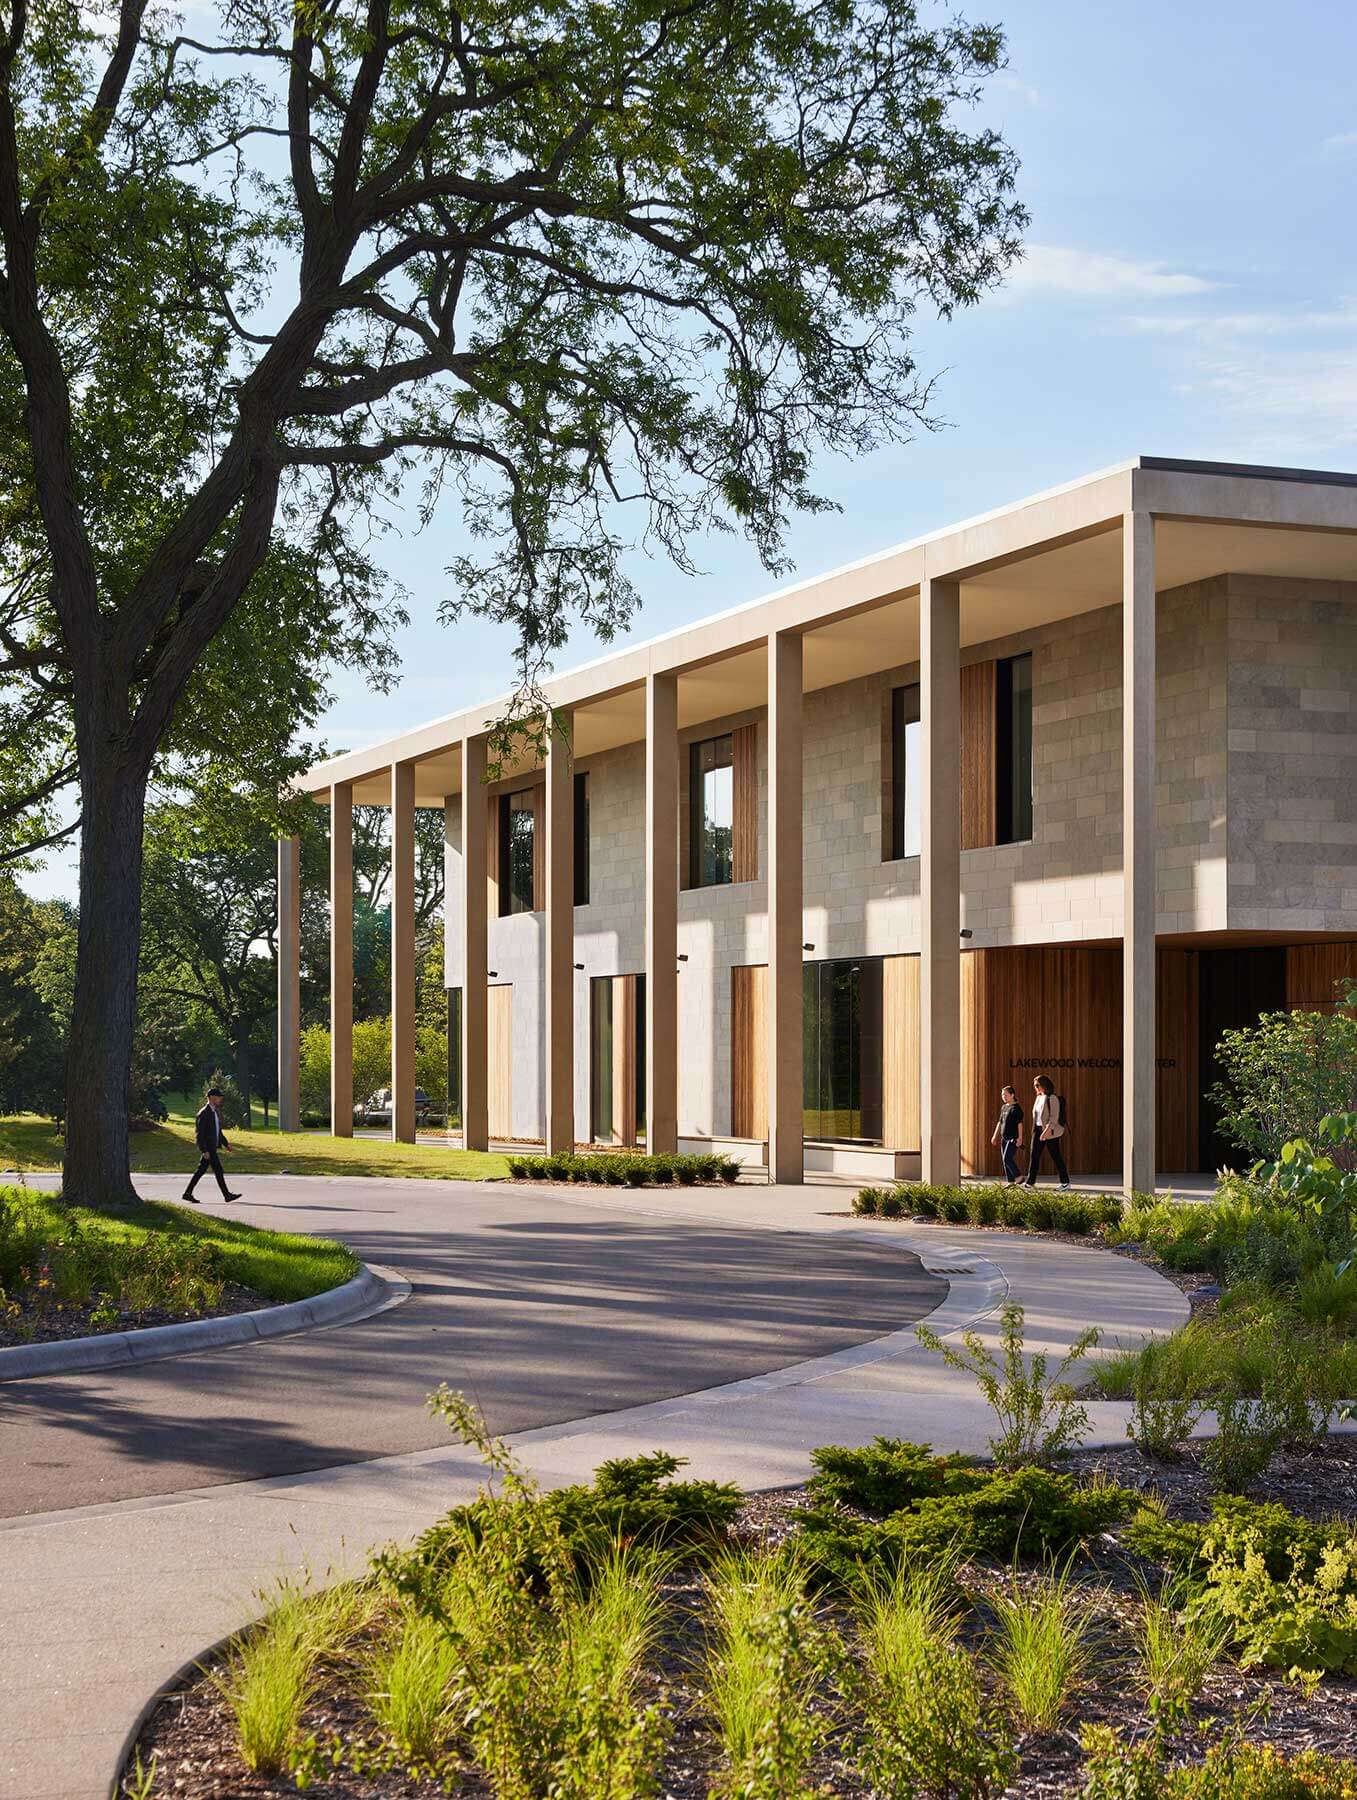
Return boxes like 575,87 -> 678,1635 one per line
27,0 -> 1357,899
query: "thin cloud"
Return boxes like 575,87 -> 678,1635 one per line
1007,244 -> 1216,300
1322,129 -> 1357,152
1183,351 -> 1357,454
1125,301 -> 1357,337
993,72 -> 1041,106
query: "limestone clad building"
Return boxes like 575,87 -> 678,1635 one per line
282,457 -> 1357,1189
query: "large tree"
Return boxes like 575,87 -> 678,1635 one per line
0,0 -> 1024,1205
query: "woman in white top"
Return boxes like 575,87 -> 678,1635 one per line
1023,1074 -> 1071,1189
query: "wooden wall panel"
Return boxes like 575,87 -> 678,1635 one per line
530,786 -> 546,912
1287,941 -> 1357,1011
960,660 -> 996,851
1156,949 -> 1198,1174
486,794 -> 501,918
487,984 -> 513,1139
731,963 -> 768,1141
881,954 -> 920,1151
960,945 -> 1122,1177
612,974 -> 638,1146
960,944 -> 1200,1176
732,724 -> 759,883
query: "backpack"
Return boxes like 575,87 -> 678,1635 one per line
1056,1094 -> 1068,1133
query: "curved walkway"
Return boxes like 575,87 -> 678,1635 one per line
0,1176 -> 1187,1800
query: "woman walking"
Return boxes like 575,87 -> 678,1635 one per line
1024,1074 -> 1071,1189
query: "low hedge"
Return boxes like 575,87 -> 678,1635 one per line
507,1149 -> 741,1186
852,1180 -> 1122,1234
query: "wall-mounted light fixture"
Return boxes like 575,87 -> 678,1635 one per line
488,969 -> 499,978
959,929 -> 973,940
677,953 -> 689,962
802,941 -> 815,952
573,962 -> 584,971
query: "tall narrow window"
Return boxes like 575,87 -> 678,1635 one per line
590,976 -> 613,1142
802,957 -> 883,1142
995,653 -> 1033,845
573,771 -> 590,906
447,987 -> 461,1129
890,684 -> 922,860
689,734 -> 734,887
498,789 -> 536,915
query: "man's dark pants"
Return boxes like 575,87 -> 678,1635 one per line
1000,1137 -> 1021,1183
186,1149 -> 230,1199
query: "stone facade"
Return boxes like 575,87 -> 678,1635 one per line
444,575 -> 1356,1141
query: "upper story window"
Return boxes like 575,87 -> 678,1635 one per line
574,771 -> 590,906
498,789 -> 536,915
890,684 -> 921,860
996,652 -> 1033,845
690,734 -> 734,887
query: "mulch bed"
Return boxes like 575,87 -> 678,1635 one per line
0,1280 -> 273,1349
125,1441 -> 1357,1799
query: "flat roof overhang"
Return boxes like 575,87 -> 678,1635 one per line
299,456 -> 1357,808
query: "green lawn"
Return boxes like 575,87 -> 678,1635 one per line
0,1113 -> 509,1183
1,1186 -> 359,1303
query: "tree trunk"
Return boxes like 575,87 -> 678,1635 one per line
62,756 -> 147,1208
233,1032 -> 252,1124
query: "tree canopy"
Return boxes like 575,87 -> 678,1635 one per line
0,0 -> 1025,1202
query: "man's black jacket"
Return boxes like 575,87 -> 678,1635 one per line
194,1104 -> 229,1155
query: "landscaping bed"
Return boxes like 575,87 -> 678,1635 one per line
123,1391 -> 1357,1800
0,1186 -> 359,1348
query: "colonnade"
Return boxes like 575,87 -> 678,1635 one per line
279,512 -> 1158,1193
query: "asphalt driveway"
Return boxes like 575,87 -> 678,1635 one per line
0,1177 -> 945,1517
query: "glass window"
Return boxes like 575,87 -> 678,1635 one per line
890,684 -> 921,860
689,734 -> 734,887
574,771 -> 590,906
996,653 -> 1033,845
590,976 -> 613,1142
498,789 -> 536,915
802,957 -> 883,1142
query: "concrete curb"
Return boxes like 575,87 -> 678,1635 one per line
0,1261 -> 411,1383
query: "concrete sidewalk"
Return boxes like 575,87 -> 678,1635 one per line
0,1182 -> 1187,1800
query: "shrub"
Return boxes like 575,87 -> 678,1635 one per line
807,1438 -> 979,1516
1123,1494 -> 1357,1677
720,1160 -> 741,1183
413,1448 -> 742,1580
1201,1387 -> 1288,1494
878,1187 -> 905,1219
801,1466 -> 1133,1586
1209,1007 -> 1357,1169
1122,1332 -> 1207,1460
506,1151 -> 733,1187
853,1186 -> 882,1216
1080,1729 -> 1357,1799
916,1299 -> 1098,1468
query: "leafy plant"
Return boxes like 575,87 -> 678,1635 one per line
1080,1729 -> 1357,1799
987,1564 -> 1093,1734
1201,1387 -> 1289,1494
916,1300 -> 1099,1467
852,1187 -> 881,1216
1126,1341 -> 1205,1462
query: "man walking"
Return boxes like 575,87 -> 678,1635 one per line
183,1086 -> 242,1204
990,1083 -> 1025,1185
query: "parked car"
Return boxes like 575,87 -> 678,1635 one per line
355,1088 -> 432,1126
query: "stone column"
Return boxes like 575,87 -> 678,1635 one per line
390,759 -> 416,1144
544,710 -> 576,1153
766,631 -> 804,1185
645,672 -> 679,1155
461,736 -> 490,1151
277,835 -> 301,1134
920,575 -> 962,1185
329,782 -> 354,1137
1123,510 -> 1157,1194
